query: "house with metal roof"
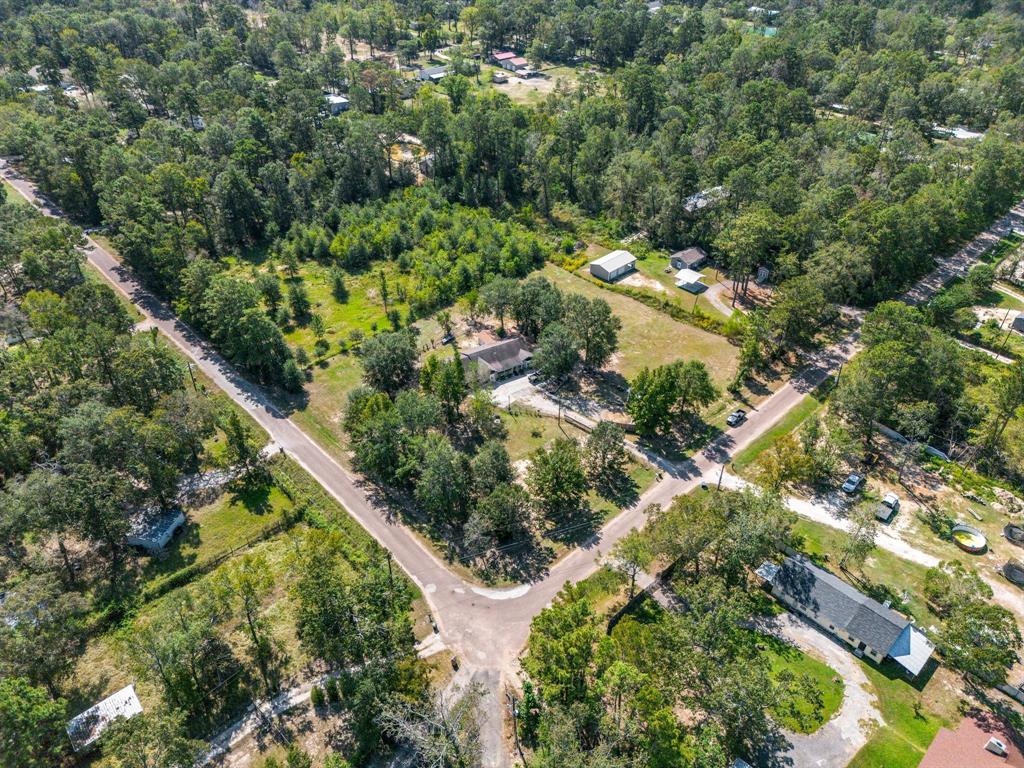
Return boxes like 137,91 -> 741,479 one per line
126,508 -> 185,552
324,93 -> 350,115
461,337 -> 533,384
67,684 -> 143,752
416,65 -> 450,82
756,555 -> 934,677
589,250 -> 636,282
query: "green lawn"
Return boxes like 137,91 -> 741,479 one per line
500,406 -> 588,462
994,284 -> 1024,311
140,480 -> 295,594
762,633 -> 845,733
732,391 -> 826,474
848,660 -> 959,768
632,255 -> 732,320
1,177 -> 31,206
541,264 -> 739,383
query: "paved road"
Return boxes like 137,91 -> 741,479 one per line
5,159 -> 1022,767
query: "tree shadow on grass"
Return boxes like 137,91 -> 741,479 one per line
542,502 -> 602,547
593,468 -> 640,510
230,479 -> 273,516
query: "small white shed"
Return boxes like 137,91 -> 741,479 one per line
67,684 -> 143,752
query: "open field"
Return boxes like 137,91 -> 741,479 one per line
541,263 -> 739,382
632,255 -> 735,320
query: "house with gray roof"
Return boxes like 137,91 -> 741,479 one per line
461,337 -> 533,384
670,247 -> 708,271
127,507 -> 185,552
757,555 -> 934,677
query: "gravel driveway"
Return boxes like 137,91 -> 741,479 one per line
765,613 -> 883,768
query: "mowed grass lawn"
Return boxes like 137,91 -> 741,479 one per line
632,256 -> 733,320
848,660 -> 960,768
541,264 -> 739,383
140,480 -> 295,593
732,390 -> 827,474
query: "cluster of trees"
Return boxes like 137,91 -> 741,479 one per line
343,315 -> 629,567
625,360 -> 718,437
478,274 -> 622,377
523,489 -> 804,766
834,300 -> 1024,480
923,561 -> 1023,685
0,190 -> 271,766
3,0 -> 1024,348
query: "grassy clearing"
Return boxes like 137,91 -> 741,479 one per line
140,482 -> 295,595
2,177 -> 31,206
994,284 -> 1024,311
500,406 -> 588,462
848,660 -> 960,768
732,391 -> 826,474
541,264 -> 739,383
632,256 -> 732,320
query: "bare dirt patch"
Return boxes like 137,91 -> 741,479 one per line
620,271 -> 667,294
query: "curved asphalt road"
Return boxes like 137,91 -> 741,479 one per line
4,160 -> 1021,767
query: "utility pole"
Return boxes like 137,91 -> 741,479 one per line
187,362 -> 198,392
506,688 -> 527,766
716,462 -> 726,490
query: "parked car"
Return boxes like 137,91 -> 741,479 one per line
876,492 -> 900,522
841,473 -> 864,494
726,409 -> 747,427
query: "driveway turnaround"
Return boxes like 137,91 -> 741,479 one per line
4,159 -> 1022,767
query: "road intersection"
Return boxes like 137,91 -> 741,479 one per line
3,159 -> 1021,766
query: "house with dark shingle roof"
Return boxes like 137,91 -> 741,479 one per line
460,337 -> 533,384
756,555 -> 934,677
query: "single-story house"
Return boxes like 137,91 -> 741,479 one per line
491,51 -> 517,66
461,337 -> 533,384
932,124 -> 984,141
748,5 -> 780,17
324,93 -> 350,115
756,555 -> 934,677
919,712 -> 1024,768
589,250 -> 636,282
67,684 -> 143,752
416,65 -> 450,82
675,268 -> 707,293
127,508 -> 185,552
670,247 -> 707,271
1011,315 -> 1024,336
492,51 -> 531,74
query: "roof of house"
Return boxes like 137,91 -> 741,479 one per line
418,65 -> 449,78
767,555 -> 912,656
919,712 -> 1024,768
492,51 -> 517,60
461,337 -> 532,373
590,249 -> 636,272
683,186 -> 726,213
675,268 -> 706,285
67,684 -> 143,751
671,247 -> 707,266
509,57 -> 529,67
325,93 -> 349,104
127,508 -> 185,547
1012,315 -> 1024,334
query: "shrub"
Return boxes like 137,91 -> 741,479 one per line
310,685 -> 326,708
325,677 -> 341,704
